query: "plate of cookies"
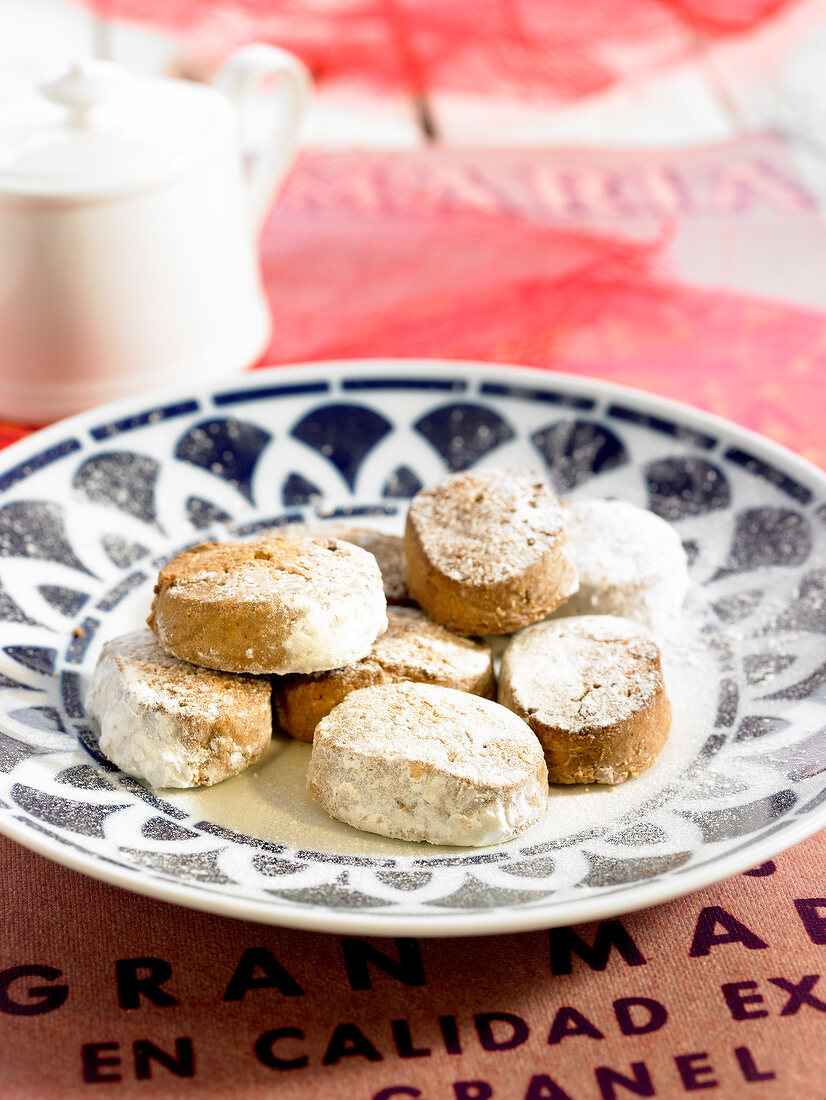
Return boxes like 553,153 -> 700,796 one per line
0,359 -> 824,936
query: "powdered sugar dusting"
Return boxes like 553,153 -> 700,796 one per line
86,630 -> 271,789
316,683 -> 541,784
275,524 -> 412,605
168,585 -> 718,854
559,499 -> 689,637
408,468 -> 568,585
368,605 -> 492,683
101,630 -> 264,719
308,683 -> 548,845
500,615 -> 663,733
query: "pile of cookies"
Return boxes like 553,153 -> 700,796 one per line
87,467 -> 687,847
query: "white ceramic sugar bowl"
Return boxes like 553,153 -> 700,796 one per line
0,47 -> 310,422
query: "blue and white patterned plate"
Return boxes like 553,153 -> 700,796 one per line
0,359 -> 824,937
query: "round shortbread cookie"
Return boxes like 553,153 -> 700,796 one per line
275,524 -> 413,606
86,630 -> 272,788
559,500 -> 689,636
332,528 -> 414,606
404,468 -> 578,635
307,682 -> 548,846
274,605 -> 495,742
498,615 -> 671,785
148,536 -> 387,675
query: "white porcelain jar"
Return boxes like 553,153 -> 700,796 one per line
0,47 -> 310,422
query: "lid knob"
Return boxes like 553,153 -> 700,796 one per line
39,60 -> 134,127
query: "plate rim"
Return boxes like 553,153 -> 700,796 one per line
0,802 -> 820,937
1,356 -> 824,497
0,356 -> 823,937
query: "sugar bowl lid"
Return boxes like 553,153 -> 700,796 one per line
0,59 -> 237,198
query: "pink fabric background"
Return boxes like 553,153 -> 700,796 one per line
80,0 -> 802,100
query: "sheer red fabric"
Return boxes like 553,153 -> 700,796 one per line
2,141 -> 824,462
249,144 -> 826,460
80,0 -> 799,98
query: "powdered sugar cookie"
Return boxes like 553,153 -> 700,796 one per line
498,615 -> 671,785
86,630 -> 271,788
276,524 -> 413,606
274,605 -> 495,741
148,536 -> 387,675
560,500 -> 689,636
332,528 -> 414,606
308,682 -> 548,846
404,468 -> 578,635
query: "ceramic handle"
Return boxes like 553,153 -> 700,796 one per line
213,44 -> 311,232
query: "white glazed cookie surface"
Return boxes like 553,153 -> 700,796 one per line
308,682 -> 548,846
